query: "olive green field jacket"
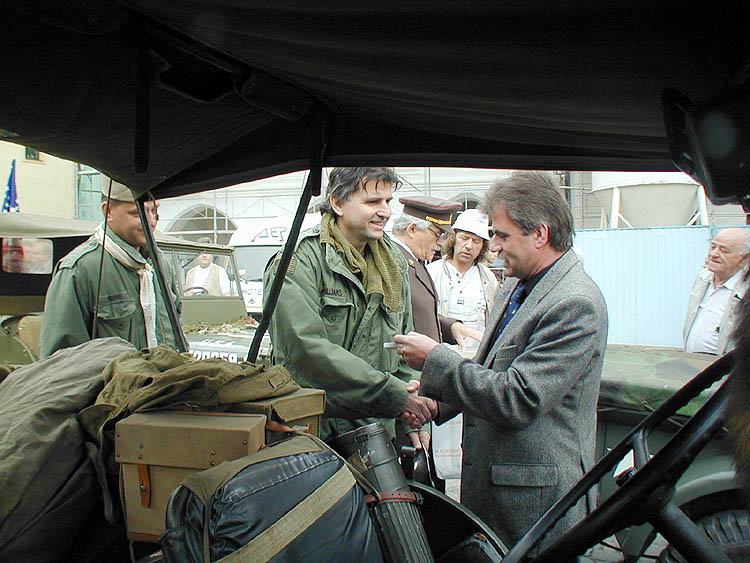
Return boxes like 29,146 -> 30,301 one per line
264,226 -> 420,440
40,231 -> 182,358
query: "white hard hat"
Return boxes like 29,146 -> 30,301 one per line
451,209 -> 490,240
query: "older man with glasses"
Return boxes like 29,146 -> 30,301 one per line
684,227 -> 750,355
392,196 -> 483,347
391,196 -> 482,489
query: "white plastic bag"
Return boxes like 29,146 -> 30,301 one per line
431,413 -> 463,479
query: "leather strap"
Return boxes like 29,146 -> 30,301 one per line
364,490 -> 421,505
136,463 -> 151,508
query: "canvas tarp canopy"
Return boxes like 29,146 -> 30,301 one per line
0,1 -> 747,201
0,213 -> 100,239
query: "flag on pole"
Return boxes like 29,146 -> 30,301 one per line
2,159 -> 20,213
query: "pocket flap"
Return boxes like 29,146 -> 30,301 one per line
491,463 -> 558,487
96,292 -> 136,320
494,344 -> 518,359
320,293 -> 352,308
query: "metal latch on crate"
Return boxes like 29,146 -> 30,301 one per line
137,464 -> 151,507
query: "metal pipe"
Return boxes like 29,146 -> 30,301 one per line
696,184 -> 709,226
137,198 -> 189,352
247,167 -> 320,363
610,186 -> 620,228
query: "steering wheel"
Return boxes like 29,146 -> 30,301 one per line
184,286 -> 209,296
502,353 -> 735,563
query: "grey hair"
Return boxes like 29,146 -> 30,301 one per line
743,235 -> 750,256
319,167 -> 400,214
391,213 -> 432,235
480,171 -> 573,252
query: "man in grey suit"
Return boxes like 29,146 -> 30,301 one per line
395,171 -> 608,552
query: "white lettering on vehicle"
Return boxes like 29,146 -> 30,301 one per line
189,349 -> 239,363
251,226 -> 289,244
194,338 -> 235,348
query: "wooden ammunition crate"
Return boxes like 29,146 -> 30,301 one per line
115,411 -> 266,542
229,388 -> 325,443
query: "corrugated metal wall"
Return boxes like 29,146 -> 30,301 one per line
574,225 -> 749,347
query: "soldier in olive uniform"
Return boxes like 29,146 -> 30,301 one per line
39,181 -> 181,357
264,167 -> 436,441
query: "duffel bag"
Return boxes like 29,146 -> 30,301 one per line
160,434 -> 383,562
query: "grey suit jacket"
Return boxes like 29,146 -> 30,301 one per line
420,249 -> 608,551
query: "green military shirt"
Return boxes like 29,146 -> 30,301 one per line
264,226 -> 420,440
39,230 -> 182,358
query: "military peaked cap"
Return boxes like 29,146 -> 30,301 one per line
399,196 -> 463,233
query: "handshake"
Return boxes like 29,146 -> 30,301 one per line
399,379 -> 438,428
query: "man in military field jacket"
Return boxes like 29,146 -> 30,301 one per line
40,181 -> 181,358
264,167 -> 435,441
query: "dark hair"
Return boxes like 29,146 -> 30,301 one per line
439,232 -> 489,264
480,171 -> 573,252
319,167 -> 400,214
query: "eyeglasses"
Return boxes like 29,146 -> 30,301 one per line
427,225 -> 444,241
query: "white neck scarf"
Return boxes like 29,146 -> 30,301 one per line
94,224 -> 158,347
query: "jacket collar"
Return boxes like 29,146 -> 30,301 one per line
478,249 -> 578,363
297,225 -> 407,293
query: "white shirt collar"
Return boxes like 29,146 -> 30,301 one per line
392,235 -> 416,260
445,259 -> 477,278
719,268 -> 743,292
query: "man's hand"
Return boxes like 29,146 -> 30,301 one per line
394,332 -> 440,370
450,322 -> 484,350
409,430 -> 431,450
400,380 -> 438,428
400,393 -> 437,428
401,391 -> 438,427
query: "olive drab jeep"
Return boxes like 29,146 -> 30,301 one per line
0,213 -> 267,375
1,215 -> 745,561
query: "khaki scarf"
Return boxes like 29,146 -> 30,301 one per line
320,212 -> 402,312
94,223 -> 158,347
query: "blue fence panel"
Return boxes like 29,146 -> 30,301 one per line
573,225 -> 749,347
